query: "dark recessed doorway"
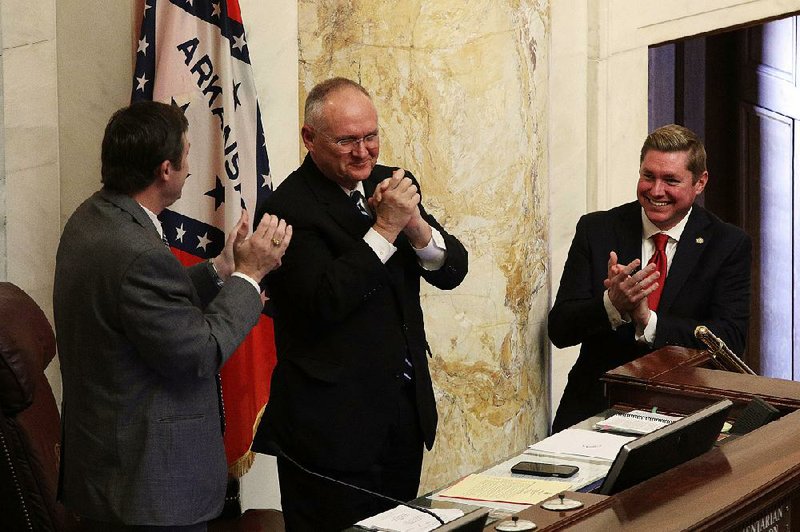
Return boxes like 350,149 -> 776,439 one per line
649,13 -> 800,379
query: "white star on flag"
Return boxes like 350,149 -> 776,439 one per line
138,37 -> 149,55
232,34 -> 246,52
196,233 -> 211,251
212,2 -> 221,18
136,74 -> 149,92
176,224 -> 186,242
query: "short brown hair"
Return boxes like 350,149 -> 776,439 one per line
304,77 -> 372,129
101,101 -> 188,194
640,124 -> 706,182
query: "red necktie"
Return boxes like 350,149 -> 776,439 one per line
647,233 -> 669,310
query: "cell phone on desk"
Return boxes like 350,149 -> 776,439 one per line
511,461 -> 579,478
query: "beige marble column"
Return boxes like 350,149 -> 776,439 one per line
299,0 -> 551,492
2,0 -> 59,312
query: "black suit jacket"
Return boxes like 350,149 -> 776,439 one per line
251,155 -> 468,471
550,201 -> 751,432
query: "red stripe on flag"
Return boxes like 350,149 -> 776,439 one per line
171,248 -> 203,267
221,316 -> 275,467
226,0 -> 242,23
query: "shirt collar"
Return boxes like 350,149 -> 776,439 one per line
641,206 -> 692,242
138,202 -> 164,238
340,181 -> 366,197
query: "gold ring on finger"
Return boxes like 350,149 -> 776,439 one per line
272,237 -> 282,246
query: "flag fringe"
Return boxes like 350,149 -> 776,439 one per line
226,403 -> 268,478
228,450 -> 256,478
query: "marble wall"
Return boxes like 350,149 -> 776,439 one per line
0,5 -> 4,281
1,0 -> 60,389
298,0 -> 551,492
1,0 -> 59,315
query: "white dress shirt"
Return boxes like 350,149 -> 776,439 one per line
603,207 -> 692,345
343,182 -> 447,270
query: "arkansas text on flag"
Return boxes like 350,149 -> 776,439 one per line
132,0 -> 275,477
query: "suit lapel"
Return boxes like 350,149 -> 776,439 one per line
659,206 -> 711,311
615,202 -> 643,266
299,157 -> 408,312
300,158 -> 373,237
362,178 -> 377,209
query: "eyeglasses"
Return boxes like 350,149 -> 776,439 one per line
318,131 -> 380,152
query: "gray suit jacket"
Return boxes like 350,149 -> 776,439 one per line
54,189 -> 262,525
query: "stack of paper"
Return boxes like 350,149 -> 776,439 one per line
528,428 -> 635,461
355,506 -> 464,532
437,473 -> 571,505
594,410 -> 681,435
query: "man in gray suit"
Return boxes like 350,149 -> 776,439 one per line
54,101 -> 291,530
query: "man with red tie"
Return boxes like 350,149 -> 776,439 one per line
550,124 -> 752,433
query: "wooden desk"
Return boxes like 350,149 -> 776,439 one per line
483,347 -> 800,530
603,346 -> 800,416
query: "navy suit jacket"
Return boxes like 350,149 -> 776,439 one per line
251,155 -> 468,471
550,201 -> 751,432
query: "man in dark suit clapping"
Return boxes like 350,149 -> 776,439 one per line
251,78 -> 468,530
550,124 -> 752,433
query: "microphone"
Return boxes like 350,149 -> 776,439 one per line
263,440 -> 446,526
694,325 -> 756,375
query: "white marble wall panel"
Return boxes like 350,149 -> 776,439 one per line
2,0 -> 56,48
237,0 -> 300,512
0,9 -> 5,282
548,0 -> 589,422
56,2 -> 135,227
602,48 -> 649,209
607,0 -> 800,52
2,0 -> 60,398
2,0 -> 59,314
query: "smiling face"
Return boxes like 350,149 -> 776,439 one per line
637,149 -> 707,231
301,86 -> 379,190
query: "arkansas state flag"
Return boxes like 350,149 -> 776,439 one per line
132,0 -> 274,477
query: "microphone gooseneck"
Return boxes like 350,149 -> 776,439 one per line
265,441 -> 446,526
694,325 -> 756,375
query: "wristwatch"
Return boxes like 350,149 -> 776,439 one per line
207,259 -> 225,288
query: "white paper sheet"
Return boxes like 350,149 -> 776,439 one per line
528,428 -> 635,461
355,506 -> 464,532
